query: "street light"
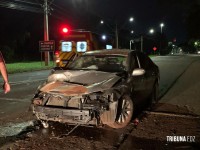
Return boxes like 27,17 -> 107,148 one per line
140,28 -> 155,52
149,28 -> 154,34
100,17 -> 134,49
159,23 -> 164,55
160,23 -> 164,34
102,35 -> 107,40
130,30 -> 134,34
130,40 -> 134,50
129,17 -> 134,22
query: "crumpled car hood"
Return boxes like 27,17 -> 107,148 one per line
40,70 -> 121,96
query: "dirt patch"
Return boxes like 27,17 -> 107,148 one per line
6,136 -> 116,150
120,112 -> 200,150
1,123 -> 118,150
132,113 -> 200,140
1,111 -> 200,150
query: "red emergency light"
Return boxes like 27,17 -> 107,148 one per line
62,27 -> 69,33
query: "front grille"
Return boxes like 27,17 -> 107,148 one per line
33,106 -> 95,125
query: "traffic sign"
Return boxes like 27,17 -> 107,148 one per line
39,40 -> 55,51
153,47 -> 157,51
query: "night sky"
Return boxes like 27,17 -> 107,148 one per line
54,0 -> 187,43
0,0 -> 189,45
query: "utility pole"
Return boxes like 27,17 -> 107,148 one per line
141,35 -> 143,52
130,40 -> 134,50
115,23 -> 119,49
44,0 -> 49,66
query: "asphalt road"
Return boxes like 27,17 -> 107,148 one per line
151,54 -> 197,97
0,70 -> 51,119
152,54 -> 200,115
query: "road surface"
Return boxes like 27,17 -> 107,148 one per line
0,70 -> 51,121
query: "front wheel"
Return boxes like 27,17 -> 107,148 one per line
107,95 -> 134,128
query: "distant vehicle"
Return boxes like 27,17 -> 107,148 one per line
54,30 -> 107,67
31,49 -> 160,129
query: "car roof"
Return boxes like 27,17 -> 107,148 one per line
84,49 -> 136,56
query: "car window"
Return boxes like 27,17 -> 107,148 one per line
127,52 -> 138,72
68,55 -> 127,72
133,54 -> 139,68
137,53 -> 154,69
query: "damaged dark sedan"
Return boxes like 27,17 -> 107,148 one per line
31,49 -> 159,129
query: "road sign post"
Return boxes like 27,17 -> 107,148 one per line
39,40 -> 55,65
39,40 -> 55,52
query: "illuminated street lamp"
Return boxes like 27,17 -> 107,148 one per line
102,35 -> 107,40
100,17 -> 134,48
130,30 -> 134,34
129,17 -> 134,22
160,23 -> 164,34
141,28 -> 155,52
130,40 -> 134,50
159,23 -> 165,55
149,28 -> 154,34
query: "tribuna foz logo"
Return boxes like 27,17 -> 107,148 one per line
167,136 -> 195,142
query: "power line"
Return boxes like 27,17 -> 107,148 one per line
0,0 -> 43,13
51,2 -> 69,15
34,0 -> 43,5
46,2 -> 75,22
14,0 -> 41,6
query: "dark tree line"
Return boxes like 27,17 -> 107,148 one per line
0,8 -> 44,62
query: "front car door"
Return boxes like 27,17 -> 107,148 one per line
127,52 -> 146,105
137,52 -> 156,99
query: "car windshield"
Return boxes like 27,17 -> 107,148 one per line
68,55 -> 127,72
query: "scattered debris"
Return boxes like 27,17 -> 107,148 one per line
133,118 -> 139,126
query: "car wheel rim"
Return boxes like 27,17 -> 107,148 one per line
117,98 -> 132,124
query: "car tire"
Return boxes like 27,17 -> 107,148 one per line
107,95 -> 134,129
149,80 -> 159,109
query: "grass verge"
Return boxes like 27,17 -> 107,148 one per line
6,61 -> 55,74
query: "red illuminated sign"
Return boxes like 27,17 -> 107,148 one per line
153,47 -> 157,51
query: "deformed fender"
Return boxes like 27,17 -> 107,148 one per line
100,101 -> 118,124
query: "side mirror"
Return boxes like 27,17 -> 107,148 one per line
132,68 -> 145,76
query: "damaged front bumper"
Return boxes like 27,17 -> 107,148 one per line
33,105 -> 97,125
31,88 -> 120,126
